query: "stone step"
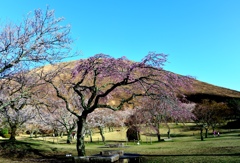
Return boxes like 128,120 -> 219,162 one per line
74,154 -> 120,163
101,150 -> 124,156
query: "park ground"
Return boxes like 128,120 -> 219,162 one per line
0,123 -> 239,162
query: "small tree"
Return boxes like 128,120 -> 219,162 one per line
46,107 -> 77,144
128,96 -> 194,141
87,108 -> 122,143
192,99 -> 229,139
0,71 -> 41,141
0,104 -> 36,141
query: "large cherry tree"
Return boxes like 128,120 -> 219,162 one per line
45,52 -> 192,156
69,53 -> 192,156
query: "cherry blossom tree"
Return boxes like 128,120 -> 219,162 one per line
0,7 -> 73,112
40,103 -> 78,144
0,105 -> 36,140
25,117 -> 43,138
70,53 -> 192,156
87,108 -> 124,143
0,75 -> 37,140
111,109 -> 133,132
126,96 -> 194,141
87,109 -> 108,143
164,101 -> 195,139
0,74 -> 37,139
0,7 -> 72,77
44,52 -> 193,156
55,108 -> 77,143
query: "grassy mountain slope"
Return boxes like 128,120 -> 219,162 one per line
185,79 -> 240,103
44,60 -> 240,103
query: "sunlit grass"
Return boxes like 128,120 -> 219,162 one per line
0,124 -> 239,162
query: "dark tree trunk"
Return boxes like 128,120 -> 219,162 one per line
167,129 -> 170,139
10,125 -> 17,141
89,130 -> 93,143
166,123 -> 171,139
205,128 -> 208,138
99,126 -> 105,143
66,132 -> 72,144
200,128 -> 204,141
156,123 -> 161,142
157,133 -> 161,142
76,115 -> 87,156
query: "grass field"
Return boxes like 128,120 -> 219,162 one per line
0,123 -> 239,162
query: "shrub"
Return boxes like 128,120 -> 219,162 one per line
0,128 -> 9,136
3,134 -> 11,138
226,120 -> 240,129
126,126 -> 141,141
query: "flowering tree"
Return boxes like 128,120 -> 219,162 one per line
0,7 -> 72,111
0,77 -> 36,140
40,102 -> 78,144
87,108 -> 124,143
85,109 -> 131,143
87,109 -> 108,143
0,7 -> 72,77
54,108 -> 77,143
39,110 -> 64,138
0,105 -> 36,140
126,96 -> 194,141
45,52 -> 192,156
69,53 -> 192,156
0,68 -> 56,140
25,116 -> 43,138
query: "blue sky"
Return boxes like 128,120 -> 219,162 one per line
1,1 -> 240,91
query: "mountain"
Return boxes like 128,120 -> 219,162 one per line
184,79 -> 240,103
43,60 -> 240,104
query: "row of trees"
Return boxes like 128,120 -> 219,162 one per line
1,7 -> 239,156
192,99 -> 240,140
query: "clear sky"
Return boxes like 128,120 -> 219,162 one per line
1,1 -> 240,91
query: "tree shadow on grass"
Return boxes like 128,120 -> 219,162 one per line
0,140 -> 47,158
0,140 -> 75,162
4,140 -> 68,158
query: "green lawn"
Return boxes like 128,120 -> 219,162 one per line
0,124 -> 239,162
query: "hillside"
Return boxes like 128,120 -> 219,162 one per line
185,79 -> 240,103
42,60 -> 240,104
